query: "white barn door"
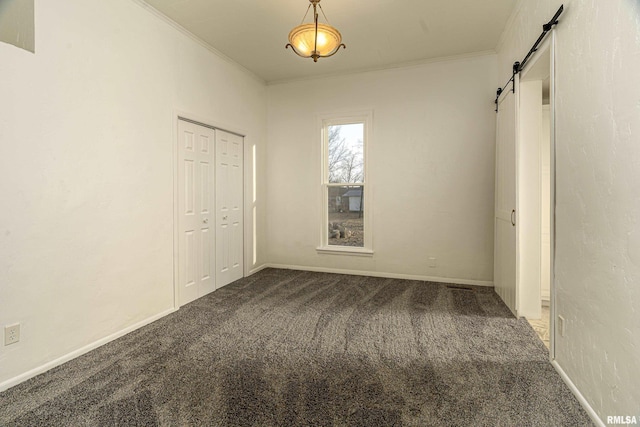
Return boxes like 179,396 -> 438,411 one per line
177,120 -> 216,306
494,85 -> 518,315
215,130 -> 244,288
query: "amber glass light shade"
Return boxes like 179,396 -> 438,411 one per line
287,23 -> 343,58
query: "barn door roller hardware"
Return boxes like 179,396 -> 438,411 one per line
494,5 -> 564,112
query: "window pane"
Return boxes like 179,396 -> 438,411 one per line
328,185 -> 364,247
328,124 -> 364,183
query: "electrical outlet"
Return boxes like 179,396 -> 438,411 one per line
4,323 -> 20,346
557,315 -> 566,337
428,257 -> 437,268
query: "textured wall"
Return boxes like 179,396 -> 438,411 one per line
497,0 -> 640,421
267,54 -> 498,284
0,0 -> 267,388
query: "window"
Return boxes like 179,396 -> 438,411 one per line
319,112 -> 372,255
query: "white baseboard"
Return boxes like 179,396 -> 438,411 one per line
265,263 -> 494,287
0,308 -> 178,393
551,360 -> 604,427
247,264 -> 269,276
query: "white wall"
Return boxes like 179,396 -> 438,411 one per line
0,0 -> 267,388
267,54 -> 497,284
497,0 -> 640,421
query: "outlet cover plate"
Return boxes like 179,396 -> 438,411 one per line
558,315 -> 566,337
4,323 -> 20,346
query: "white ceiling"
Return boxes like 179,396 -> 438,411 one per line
143,0 -> 517,84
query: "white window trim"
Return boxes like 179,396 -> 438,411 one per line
316,110 -> 373,256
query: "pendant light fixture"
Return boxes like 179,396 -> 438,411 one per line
286,0 -> 345,62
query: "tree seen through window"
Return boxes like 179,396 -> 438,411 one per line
327,124 -> 364,247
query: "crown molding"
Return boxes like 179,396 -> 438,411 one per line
495,0 -> 525,54
267,50 -> 497,86
129,0 -> 266,86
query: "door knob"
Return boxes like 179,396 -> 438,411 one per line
223,215 -> 228,220
203,218 -> 209,224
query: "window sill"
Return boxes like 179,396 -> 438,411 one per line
316,246 -> 374,257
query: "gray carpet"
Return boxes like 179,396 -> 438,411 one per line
0,268 -> 592,426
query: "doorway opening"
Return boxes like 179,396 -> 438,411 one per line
517,37 -> 554,355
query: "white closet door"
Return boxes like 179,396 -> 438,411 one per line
216,130 -> 244,288
177,120 -> 215,306
494,86 -> 518,315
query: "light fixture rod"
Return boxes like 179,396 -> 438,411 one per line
300,3 -> 312,25
313,2 -> 318,61
318,4 -> 330,24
